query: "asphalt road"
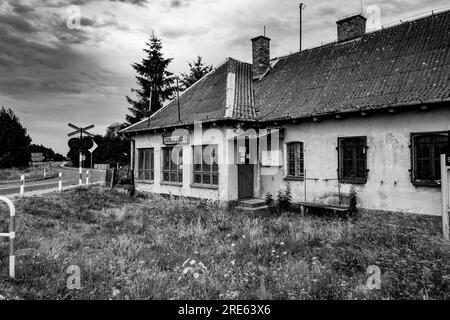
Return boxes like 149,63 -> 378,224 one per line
0,164 -> 106,196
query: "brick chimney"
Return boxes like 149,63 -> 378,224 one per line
251,35 -> 271,80
336,14 -> 366,42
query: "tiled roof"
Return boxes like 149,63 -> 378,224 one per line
123,10 -> 450,134
122,58 -> 256,133
255,10 -> 450,121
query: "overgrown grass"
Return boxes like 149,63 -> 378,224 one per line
0,188 -> 449,300
0,166 -> 57,182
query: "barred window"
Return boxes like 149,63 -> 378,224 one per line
193,145 -> 219,186
286,142 -> 304,178
411,132 -> 448,186
338,137 -> 367,184
162,147 -> 183,183
137,148 -> 154,181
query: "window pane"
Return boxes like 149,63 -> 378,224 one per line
138,150 -> 144,170
287,142 -> 304,177
414,134 -> 448,182
340,138 -> 366,181
212,174 -> 219,185
192,145 -> 218,185
194,173 -> 202,184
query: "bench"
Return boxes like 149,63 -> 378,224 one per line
296,202 -> 350,217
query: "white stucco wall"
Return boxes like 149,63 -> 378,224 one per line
133,126 -> 239,202
259,107 -> 450,216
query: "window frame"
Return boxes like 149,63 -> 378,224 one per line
285,141 -> 305,181
161,146 -> 183,185
338,136 -> 368,185
192,144 -> 219,188
410,131 -> 449,187
136,148 -> 154,182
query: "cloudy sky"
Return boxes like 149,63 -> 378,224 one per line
0,0 -> 448,154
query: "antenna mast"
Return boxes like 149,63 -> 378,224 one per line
299,3 -> 305,51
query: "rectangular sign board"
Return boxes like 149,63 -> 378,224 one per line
31,153 -> 44,162
163,135 -> 189,145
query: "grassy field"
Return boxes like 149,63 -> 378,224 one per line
0,165 -> 57,182
0,187 -> 449,300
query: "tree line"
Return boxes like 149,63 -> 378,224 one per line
0,107 -> 65,168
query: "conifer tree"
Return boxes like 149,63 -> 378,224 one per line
126,34 -> 175,125
180,56 -> 213,90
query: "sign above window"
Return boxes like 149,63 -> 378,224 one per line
163,135 -> 190,145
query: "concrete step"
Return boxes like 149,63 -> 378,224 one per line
238,198 -> 267,208
235,205 -> 269,215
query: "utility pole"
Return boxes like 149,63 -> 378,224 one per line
147,77 -> 153,127
176,77 -> 181,123
299,2 -> 305,51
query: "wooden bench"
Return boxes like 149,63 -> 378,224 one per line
296,202 -> 350,217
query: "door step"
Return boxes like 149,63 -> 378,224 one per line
236,199 -> 268,214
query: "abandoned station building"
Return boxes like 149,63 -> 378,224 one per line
122,11 -> 450,216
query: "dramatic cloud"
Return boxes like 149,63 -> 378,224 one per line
0,0 -> 448,153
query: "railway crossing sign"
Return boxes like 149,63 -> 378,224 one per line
67,123 -> 95,185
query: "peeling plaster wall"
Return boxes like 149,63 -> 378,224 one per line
260,107 -> 450,216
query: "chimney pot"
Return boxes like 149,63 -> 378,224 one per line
251,35 -> 271,80
336,14 -> 366,42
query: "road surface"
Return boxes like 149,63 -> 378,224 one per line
0,164 -> 106,196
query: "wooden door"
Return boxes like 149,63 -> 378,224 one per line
238,164 -> 254,199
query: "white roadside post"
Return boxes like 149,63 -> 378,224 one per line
441,154 -> 449,241
20,175 -> 25,196
79,153 -> 83,186
59,172 -> 63,192
86,170 -> 90,185
44,168 -> 47,179
0,196 -> 16,279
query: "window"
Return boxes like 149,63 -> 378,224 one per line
338,137 -> 367,184
286,142 -> 304,179
411,132 -> 449,186
162,147 -> 183,183
193,145 -> 219,186
137,148 -> 154,181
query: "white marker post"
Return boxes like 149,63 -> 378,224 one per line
20,175 -> 25,196
79,153 -> 83,186
59,172 -> 63,192
441,154 -> 449,241
0,196 -> 16,279
44,168 -> 47,179
86,170 -> 90,185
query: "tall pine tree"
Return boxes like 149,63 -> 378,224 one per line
126,34 -> 175,125
180,56 -> 213,90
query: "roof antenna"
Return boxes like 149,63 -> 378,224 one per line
264,25 -> 266,37
299,3 -> 305,51
360,0 -> 363,14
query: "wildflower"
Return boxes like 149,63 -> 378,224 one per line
112,287 -> 120,297
231,243 -> 236,248
190,260 -> 196,265
282,252 -> 287,255
193,273 -> 200,279
231,260 -> 235,266
242,235 -> 246,239
182,258 -> 190,267
280,242 -> 284,246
